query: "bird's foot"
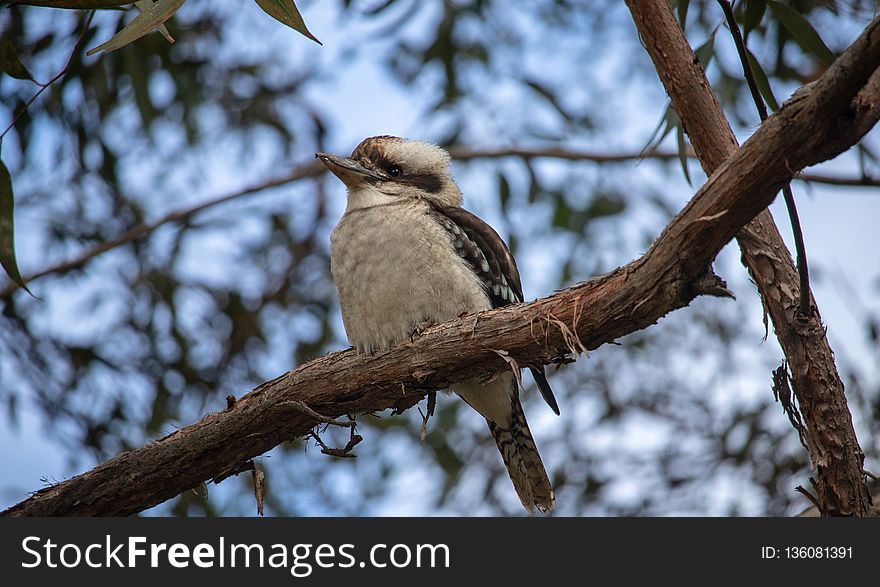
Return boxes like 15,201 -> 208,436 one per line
410,319 -> 436,342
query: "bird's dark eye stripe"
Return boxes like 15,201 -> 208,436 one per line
406,172 -> 442,194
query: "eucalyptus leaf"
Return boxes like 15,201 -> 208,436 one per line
524,78 -> 573,121
497,172 -> 511,209
768,1 -> 836,65
694,28 -> 717,69
676,0 -> 690,28
743,0 -> 766,35
86,0 -> 184,56
642,102 -> 679,156
136,0 -> 174,43
0,160 -> 33,295
255,0 -> 322,45
2,41 -> 34,81
676,124 -> 692,186
746,49 -> 779,112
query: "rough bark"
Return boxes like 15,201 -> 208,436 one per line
626,0 -> 877,516
4,12 -> 880,517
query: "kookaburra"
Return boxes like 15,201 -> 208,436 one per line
317,136 -> 558,513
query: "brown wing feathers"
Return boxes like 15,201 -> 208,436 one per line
429,204 -> 560,415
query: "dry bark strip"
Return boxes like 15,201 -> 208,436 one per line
626,0 -> 878,516
4,15 -> 880,517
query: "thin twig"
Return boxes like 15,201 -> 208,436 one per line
0,11 -> 96,144
718,0 -> 812,316
0,160 -> 324,298
309,428 -> 362,458
796,485 -> 822,510
454,148 -> 877,190
449,146 -> 684,162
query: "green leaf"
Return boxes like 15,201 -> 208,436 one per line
86,0 -> 184,56
524,78 -> 573,121
676,0 -> 690,28
746,49 -> 780,111
694,27 -> 717,69
551,195 -> 575,231
768,1 -> 836,65
0,160 -> 33,296
585,192 -> 627,219
135,0 -> 175,44
125,39 -> 157,129
641,102 -> 679,155
743,0 -> 767,35
2,41 -> 35,81
255,0 -> 322,45
676,124 -> 692,186
497,172 -> 511,209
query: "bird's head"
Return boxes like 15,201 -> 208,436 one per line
317,136 -> 463,210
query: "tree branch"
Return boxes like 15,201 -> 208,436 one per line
626,0 -> 878,516
4,22 -> 880,514
450,146 -> 684,162
0,160 -> 326,299
453,146 -> 880,188
797,172 -> 880,188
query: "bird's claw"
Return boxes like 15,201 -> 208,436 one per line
410,319 -> 435,342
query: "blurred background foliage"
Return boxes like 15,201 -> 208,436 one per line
1,0 -> 879,516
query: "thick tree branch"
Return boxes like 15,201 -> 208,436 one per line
626,0 -> 878,516
4,22 -> 880,515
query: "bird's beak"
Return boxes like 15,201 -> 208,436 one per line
316,152 -> 384,187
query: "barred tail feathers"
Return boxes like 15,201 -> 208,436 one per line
487,397 -> 555,513
452,374 -> 554,513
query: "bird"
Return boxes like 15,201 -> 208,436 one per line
317,135 -> 558,513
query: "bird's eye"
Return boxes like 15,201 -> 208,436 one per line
387,165 -> 403,178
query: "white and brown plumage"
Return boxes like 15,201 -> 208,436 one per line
317,136 -> 558,513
